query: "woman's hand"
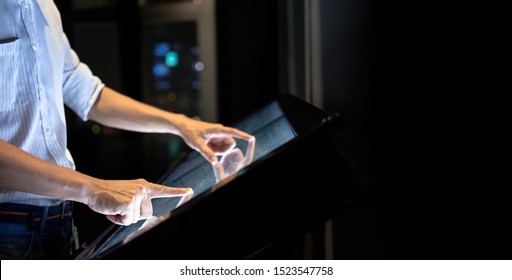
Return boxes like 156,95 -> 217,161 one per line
85,178 -> 193,225
175,117 -> 255,165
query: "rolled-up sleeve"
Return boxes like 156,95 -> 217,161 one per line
61,34 -> 104,121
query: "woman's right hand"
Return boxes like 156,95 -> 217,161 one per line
86,178 -> 193,225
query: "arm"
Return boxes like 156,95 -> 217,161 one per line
87,86 -> 255,164
0,139 -> 192,225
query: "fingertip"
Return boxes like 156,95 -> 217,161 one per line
242,134 -> 255,142
107,214 -> 129,226
225,128 -> 252,140
181,187 -> 193,195
239,131 -> 253,139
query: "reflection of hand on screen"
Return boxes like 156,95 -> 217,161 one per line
213,137 -> 256,183
123,212 -> 171,244
221,148 -> 244,177
243,136 -> 255,166
176,188 -> 194,207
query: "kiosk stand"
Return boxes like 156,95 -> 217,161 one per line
75,94 -> 362,259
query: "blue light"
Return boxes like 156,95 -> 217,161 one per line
153,42 -> 170,56
190,46 -> 200,55
155,81 -> 171,90
192,80 -> 202,90
165,51 -> 179,67
152,63 -> 170,77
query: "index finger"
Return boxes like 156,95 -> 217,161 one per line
214,126 -> 254,141
146,183 -> 193,199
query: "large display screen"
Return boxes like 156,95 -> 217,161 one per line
79,98 -> 299,259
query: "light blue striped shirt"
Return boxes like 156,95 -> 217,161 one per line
0,0 -> 104,206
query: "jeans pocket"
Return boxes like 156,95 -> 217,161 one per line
0,222 -> 33,259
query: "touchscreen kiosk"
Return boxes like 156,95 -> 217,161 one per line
75,94 -> 361,259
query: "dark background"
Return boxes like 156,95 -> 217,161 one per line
50,0 -> 507,260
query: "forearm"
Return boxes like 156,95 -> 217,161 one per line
0,140 -> 193,225
87,86 -> 188,134
87,86 -> 254,164
0,140 -> 93,204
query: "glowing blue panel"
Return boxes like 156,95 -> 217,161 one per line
152,63 -> 170,77
153,42 -> 170,56
165,51 -> 179,67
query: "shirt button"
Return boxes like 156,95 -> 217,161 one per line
31,43 -> 37,50
21,1 -> 28,8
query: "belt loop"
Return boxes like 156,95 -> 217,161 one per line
38,206 -> 49,233
60,202 -> 66,220
59,201 -> 70,225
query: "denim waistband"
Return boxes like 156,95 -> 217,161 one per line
0,201 -> 73,230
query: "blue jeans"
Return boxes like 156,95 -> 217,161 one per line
0,202 -> 79,259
